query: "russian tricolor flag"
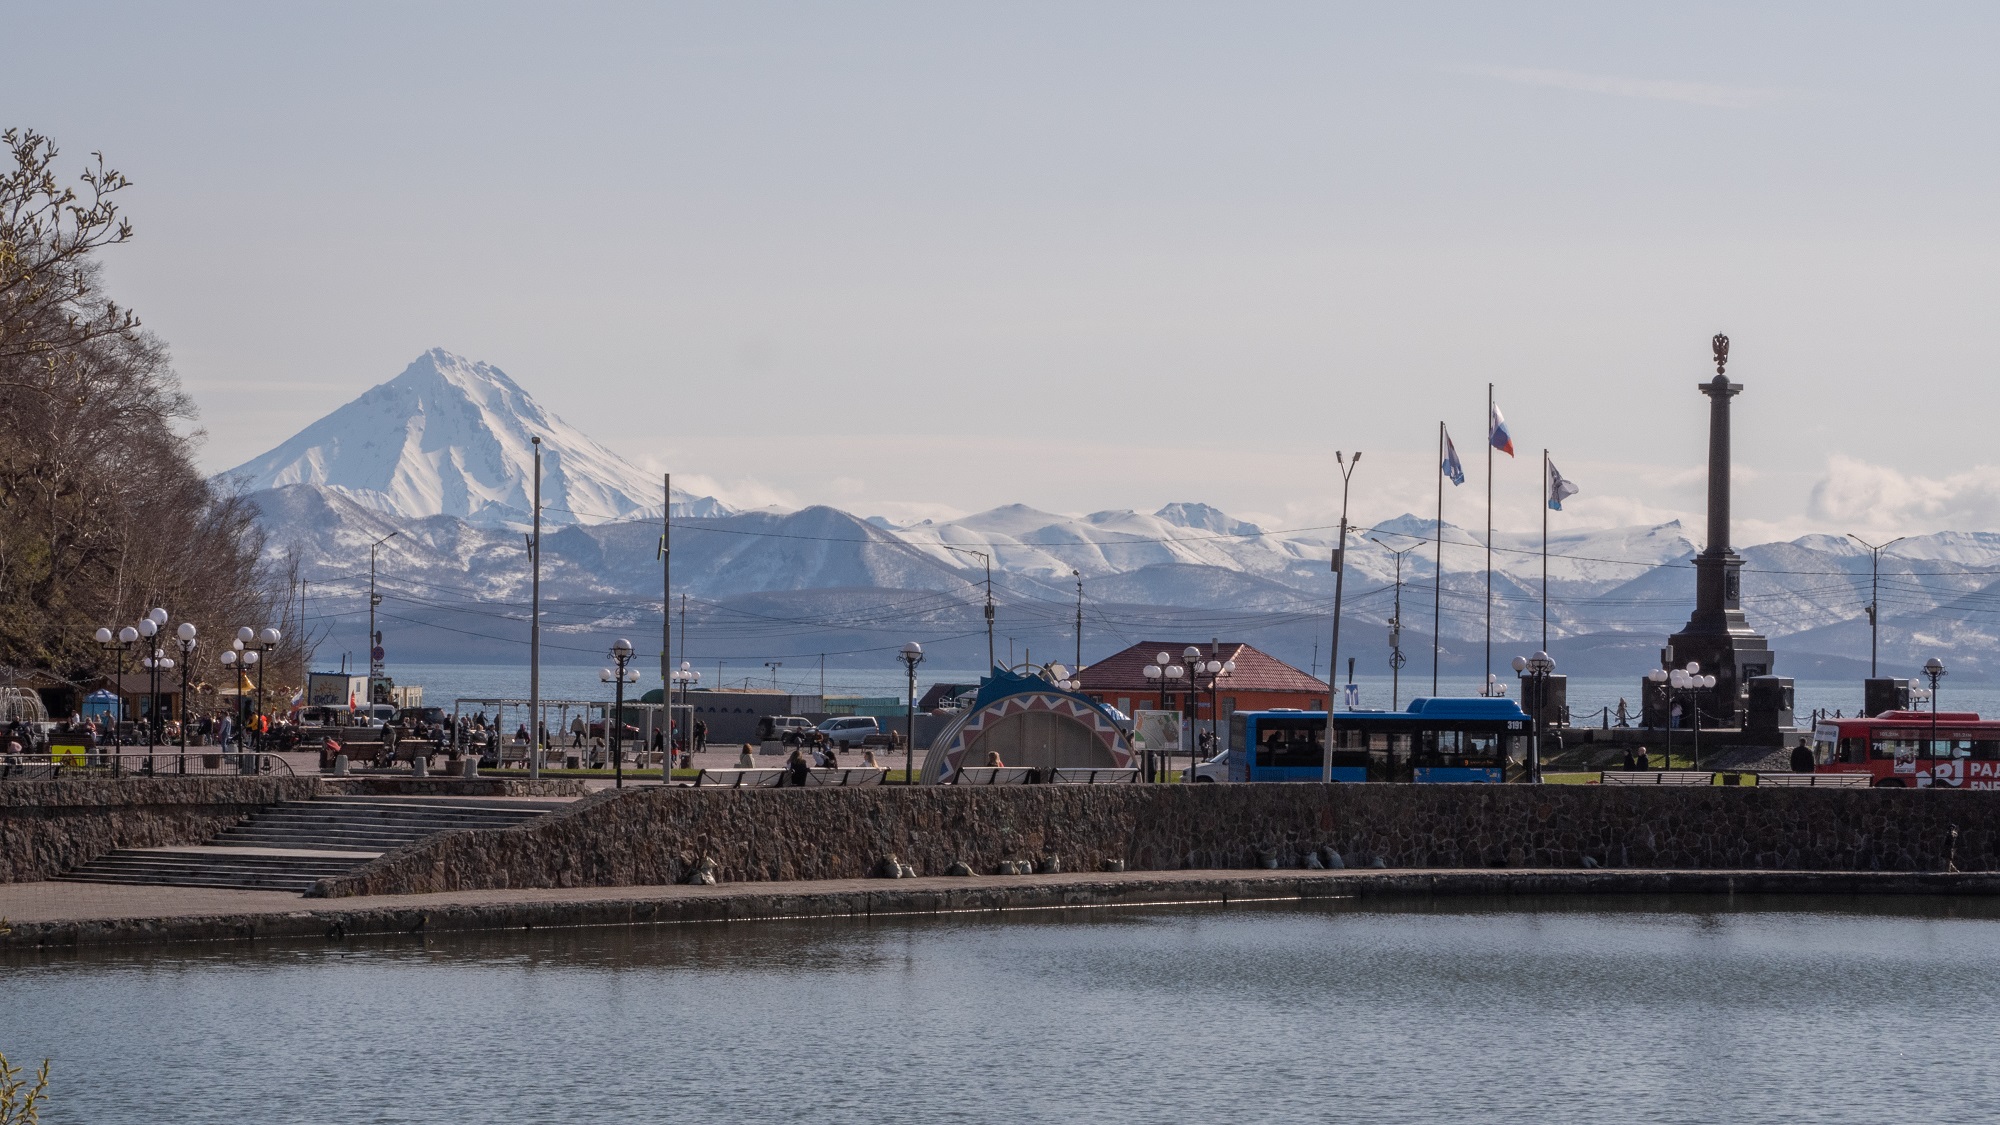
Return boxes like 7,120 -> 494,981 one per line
1489,401 -> 1515,457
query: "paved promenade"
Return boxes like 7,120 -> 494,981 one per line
6,867 -> 1997,950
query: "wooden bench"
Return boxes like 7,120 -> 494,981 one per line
950,766 -> 1038,786
1599,770 -> 1715,786
1048,767 -> 1139,784
804,767 -> 887,787
694,767 -> 785,788
1757,772 -> 1873,788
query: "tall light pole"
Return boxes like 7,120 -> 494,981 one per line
367,531 -> 399,706
1325,451 -> 1361,782
1848,534 -> 1905,678
528,435 -> 543,781
1924,657 -> 1945,765
601,638 -> 637,788
899,641 -> 925,784
765,661 -> 783,689
138,608 -> 167,766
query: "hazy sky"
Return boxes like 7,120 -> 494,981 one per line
10,2 -> 2000,540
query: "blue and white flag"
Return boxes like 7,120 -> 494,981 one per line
1547,457 -> 1580,510
1441,427 -> 1466,486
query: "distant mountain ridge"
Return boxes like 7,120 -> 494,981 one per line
226,352 -> 2000,679
219,349 -> 727,527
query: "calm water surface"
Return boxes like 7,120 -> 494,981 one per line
5,896 -> 2000,1124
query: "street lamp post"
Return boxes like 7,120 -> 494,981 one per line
1924,657 -> 1946,765
94,626 -> 137,767
174,623 -> 197,765
899,642 -> 925,784
1647,663 -> 1716,770
671,660 -> 702,775
1141,651 -> 1185,782
600,638 -> 638,788
233,626 -> 282,751
1511,650 -> 1555,784
1324,451 -> 1361,783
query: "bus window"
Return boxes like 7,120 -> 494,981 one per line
1970,740 -> 2000,761
1369,732 -> 1389,751
1839,738 -> 1865,764
1254,724 -> 1325,769
1872,734 -> 1923,761
1464,733 -> 1501,763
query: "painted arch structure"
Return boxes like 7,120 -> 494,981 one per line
921,668 -> 1135,783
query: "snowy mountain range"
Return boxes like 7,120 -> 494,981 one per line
219,349 -> 728,527
226,350 -> 2000,682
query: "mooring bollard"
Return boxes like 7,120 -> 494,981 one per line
332,754 -> 349,776
461,757 -> 478,779
411,755 -> 427,777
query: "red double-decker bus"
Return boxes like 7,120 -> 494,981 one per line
1812,710 -> 2000,788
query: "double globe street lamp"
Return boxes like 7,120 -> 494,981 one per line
93,625 -> 140,760
1645,662 -> 1716,770
1141,652 -> 1185,782
1183,648 -> 1236,772
221,626 -> 282,751
599,638 -> 639,788
1510,650 -> 1556,783
899,641 -> 925,785
670,660 -> 702,769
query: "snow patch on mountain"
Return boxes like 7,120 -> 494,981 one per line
219,349 -> 728,527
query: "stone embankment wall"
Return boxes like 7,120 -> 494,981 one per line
313,784 -> 2000,898
1,777 -> 322,883
321,777 -> 588,798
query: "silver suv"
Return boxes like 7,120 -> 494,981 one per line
816,715 -> 881,749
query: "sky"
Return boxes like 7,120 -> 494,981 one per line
8,1 -> 2000,542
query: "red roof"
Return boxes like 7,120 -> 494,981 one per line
1075,642 -> 1327,695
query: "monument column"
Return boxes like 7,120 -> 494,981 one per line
1662,333 -> 1773,730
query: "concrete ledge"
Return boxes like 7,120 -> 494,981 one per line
6,868 -> 1999,950
317,777 -> 590,798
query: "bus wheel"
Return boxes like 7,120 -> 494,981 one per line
1194,775 -> 1216,783
1876,779 -> 1906,788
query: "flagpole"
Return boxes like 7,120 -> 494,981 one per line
1485,383 -> 1493,694
1542,448 -> 1549,654
1434,421 -> 1444,696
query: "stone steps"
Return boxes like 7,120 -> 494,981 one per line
59,795 -> 565,893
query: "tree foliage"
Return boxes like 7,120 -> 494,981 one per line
0,128 -> 283,693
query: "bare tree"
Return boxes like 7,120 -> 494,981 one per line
0,128 -> 278,692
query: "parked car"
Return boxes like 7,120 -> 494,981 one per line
816,715 -> 883,750
759,715 -> 818,744
1182,747 -> 1234,783
398,706 -> 448,727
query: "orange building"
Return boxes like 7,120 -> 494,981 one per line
1075,642 -> 1328,732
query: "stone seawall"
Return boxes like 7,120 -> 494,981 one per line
312,783 -> 2000,898
0,777 -> 323,883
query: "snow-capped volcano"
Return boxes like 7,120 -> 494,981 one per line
219,349 -> 725,526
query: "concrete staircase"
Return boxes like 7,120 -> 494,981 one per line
59,795 -> 567,893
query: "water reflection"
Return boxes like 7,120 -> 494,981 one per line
4,896 -> 1998,1124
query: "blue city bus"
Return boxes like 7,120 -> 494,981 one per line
1226,697 -> 1533,783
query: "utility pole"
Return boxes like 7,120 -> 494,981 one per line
942,545 -> 995,670
528,436 -> 542,781
672,468 -> 680,688
367,531 -> 399,705
1372,537 -> 1418,708
765,661 -> 783,689
1848,533 -> 1904,677
1324,451 -> 1361,782
1073,569 -> 1084,669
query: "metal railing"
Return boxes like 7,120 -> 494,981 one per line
0,750 -> 295,781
